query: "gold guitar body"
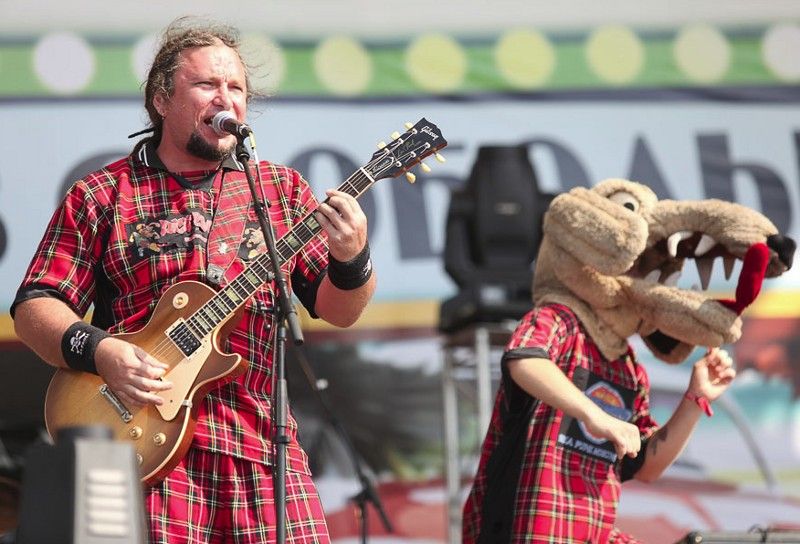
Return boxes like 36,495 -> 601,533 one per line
44,280 -> 247,486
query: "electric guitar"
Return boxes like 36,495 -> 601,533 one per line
44,118 -> 447,485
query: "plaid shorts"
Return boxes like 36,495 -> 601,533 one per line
145,448 -> 330,543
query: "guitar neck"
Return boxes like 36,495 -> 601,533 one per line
181,166 -> 377,340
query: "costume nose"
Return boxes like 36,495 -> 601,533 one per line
767,234 -> 796,270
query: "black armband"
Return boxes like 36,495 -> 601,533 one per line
327,242 -> 373,290
61,322 -> 111,375
619,435 -> 649,482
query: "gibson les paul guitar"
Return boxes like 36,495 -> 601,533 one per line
44,118 -> 447,485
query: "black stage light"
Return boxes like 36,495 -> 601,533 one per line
15,425 -> 146,544
439,145 -> 554,333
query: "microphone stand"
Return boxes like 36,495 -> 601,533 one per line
293,347 -> 394,543
234,133 -> 304,544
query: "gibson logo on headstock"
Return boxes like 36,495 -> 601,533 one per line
420,125 -> 439,140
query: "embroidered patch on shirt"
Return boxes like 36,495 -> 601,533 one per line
125,208 -> 213,260
557,366 -> 635,464
238,221 -> 267,261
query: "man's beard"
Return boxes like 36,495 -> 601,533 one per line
186,131 -> 234,162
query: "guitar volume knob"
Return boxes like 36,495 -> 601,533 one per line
128,426 -> 143,440
153,433 -> 167,446
172,292 -> 189,309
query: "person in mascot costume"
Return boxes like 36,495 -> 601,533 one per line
462,178 -> 796,543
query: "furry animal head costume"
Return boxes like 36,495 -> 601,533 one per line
533,179 -> 796,363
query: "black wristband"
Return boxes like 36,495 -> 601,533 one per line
327,242 -> 373,290
61,322 -> 111,375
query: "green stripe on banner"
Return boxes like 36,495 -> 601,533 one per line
0,25 -> 797,98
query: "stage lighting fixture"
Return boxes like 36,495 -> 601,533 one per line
439,144 -> 553,333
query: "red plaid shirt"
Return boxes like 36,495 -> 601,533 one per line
462,304 -> 658,543
13,142 -> 328,475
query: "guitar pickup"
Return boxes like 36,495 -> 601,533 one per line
166,320 -> 202,356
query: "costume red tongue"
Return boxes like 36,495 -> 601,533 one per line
717,242 -> 770,315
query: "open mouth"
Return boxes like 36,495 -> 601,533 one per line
629,231 -> 742,292
628,231 -> 795,353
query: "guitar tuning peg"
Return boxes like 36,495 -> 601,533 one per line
391,131 -> 401,140
377,141 -> 387,149
420,162 -> 432,173
404,122 -> 413,129
435,152 -> 446,163
405,172 -> 417,183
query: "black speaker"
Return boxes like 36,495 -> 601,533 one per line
15,425 -> 146,544
677,529 -> 800,543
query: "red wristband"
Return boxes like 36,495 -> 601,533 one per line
684,391 -> 713,417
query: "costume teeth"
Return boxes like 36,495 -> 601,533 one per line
663,270 -> 681,286
644,269 -> 661,283
667,231 -> 693,257
695,256 -> 715,290
694,234 -> 716,256
723,255 -> 736,279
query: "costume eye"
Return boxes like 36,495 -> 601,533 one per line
609,191 -> 639,212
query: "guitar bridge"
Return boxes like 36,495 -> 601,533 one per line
99,384 -> 133,423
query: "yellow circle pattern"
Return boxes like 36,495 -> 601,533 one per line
585,25 -> 644,85
762,23 -> 800,82
405,34 -> 467,93
674,24 -> 730,83
495,29 -> 555,89
314,36 -> 372,96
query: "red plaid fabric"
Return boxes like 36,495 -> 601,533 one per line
146,449 -> 330,543
13,143 -> 331,534
462,304 -> 658,543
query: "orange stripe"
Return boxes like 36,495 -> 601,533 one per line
3,291 -> 798,341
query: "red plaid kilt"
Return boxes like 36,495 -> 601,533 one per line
146,448 -> 330,543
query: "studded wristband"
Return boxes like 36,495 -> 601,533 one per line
61,322 -> 111,375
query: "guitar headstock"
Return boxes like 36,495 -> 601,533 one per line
366,118 -> 448,183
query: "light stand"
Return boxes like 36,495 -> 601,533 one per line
293,347 -> 393,543
234,134 -> 303,544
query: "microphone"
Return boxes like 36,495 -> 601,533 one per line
211,111 -> 252,138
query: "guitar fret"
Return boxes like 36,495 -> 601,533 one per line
244,269 -> 261,287
222,287 -> 239,307
208,300 -> 226,320
233,281 -> 250,300
283,232 -> 302,252
185,319 -> 205,339
193,312 -> 211,334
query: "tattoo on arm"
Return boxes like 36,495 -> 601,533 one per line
650,426 -> 669,455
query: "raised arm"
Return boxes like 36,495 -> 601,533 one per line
634,348 -> 735,482
313,188 -> 376,327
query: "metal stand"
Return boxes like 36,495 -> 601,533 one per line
235,138 -> 303,544
440,322 -> 515,544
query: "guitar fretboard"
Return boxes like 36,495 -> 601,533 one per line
173,165 -> 378,345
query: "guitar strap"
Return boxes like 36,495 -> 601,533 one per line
206,162 -> 290,288
205,169 -> 253,288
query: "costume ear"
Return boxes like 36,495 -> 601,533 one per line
717,243 -> 769,315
